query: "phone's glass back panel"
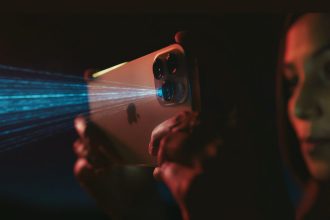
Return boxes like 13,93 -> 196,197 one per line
87,44 -> 193,165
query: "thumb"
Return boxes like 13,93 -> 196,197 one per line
154,161 -> 202,200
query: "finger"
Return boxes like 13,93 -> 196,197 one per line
159,161 -> 202,185
163,131 -> 190,164
77,133 -> 115,168
73,139 -> 88,158
175,31 -> 189,45
158,127 -> 202,167
153,167 -> 162,181
98,144 -> 123,165
157,135 -> 167,166
74,115 -> 87,138
172,111 -> 199,133
174,110 -> 192,123
149,117 -> 178,156
155,162 -> 202,202
157,161 -> 202,182
86,143 -> 114,169
74,158 -> 94,183
149,111 -> 192,156
156,131 -> 189,165
89,138 -> 123,165
174,31 -> 198,56
84,122 -> 123,163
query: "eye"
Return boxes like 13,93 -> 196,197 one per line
283,67 -> 299,94
285,75 -> 299,93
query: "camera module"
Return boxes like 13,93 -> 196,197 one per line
166,53 -> 178,74
153,58 -> 164,80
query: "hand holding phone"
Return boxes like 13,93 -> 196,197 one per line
86,43 -> 201,166
72,32 -> 228,220
73,115 -> 171,219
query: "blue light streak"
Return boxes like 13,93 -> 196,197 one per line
0,64 -> 156,152
156,88 -> 163,97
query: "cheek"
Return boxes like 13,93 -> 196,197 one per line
287,95 -> 296,125
287,94 -> 301,137
287,92 -> 311,140
287,90 -> 330,180
287,93 -> 312,167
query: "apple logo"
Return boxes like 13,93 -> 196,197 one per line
127,103 -> 140,124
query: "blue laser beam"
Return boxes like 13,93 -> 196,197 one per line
1,94 -> 153,128
0,97 -> 155,152
0,122 -> 74,152
0,90 -> 154,115
1,90 -> 154,135
0,64 -> 156,152
0,78 -> 153,93
1,94 -> 153,136
0,64 -> 153,89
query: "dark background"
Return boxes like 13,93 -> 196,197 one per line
0,14 -> 285,219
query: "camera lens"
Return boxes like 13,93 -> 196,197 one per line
162,80 -> 175,101
166,53 -> 178,74
153,58 -> 164,80
174,82 -> 185,102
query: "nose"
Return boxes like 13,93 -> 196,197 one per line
294,86 -> 322,120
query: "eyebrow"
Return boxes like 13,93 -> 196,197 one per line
283,43 -> 330,74
312,43 -> 330,58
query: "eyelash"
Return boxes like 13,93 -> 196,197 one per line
284,75 -> 298,94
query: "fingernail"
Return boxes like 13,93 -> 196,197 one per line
153,167 -> 162,181
74,116 -> 86,136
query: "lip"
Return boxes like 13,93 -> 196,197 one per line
305,137 -> 330,144
301,137 -> 330,152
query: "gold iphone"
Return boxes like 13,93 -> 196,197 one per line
86,43 -> 200,165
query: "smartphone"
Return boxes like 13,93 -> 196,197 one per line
86,43 -> 200,166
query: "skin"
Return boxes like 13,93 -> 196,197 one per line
73,116 -> 179,220
284,13 -> 330,181
149,111 -> 202,220
74,111 -> 219,220
149,111 -> 220,220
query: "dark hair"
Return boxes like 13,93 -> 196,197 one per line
276,13 -> 310,185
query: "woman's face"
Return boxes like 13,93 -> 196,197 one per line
285,13 -> 330,180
